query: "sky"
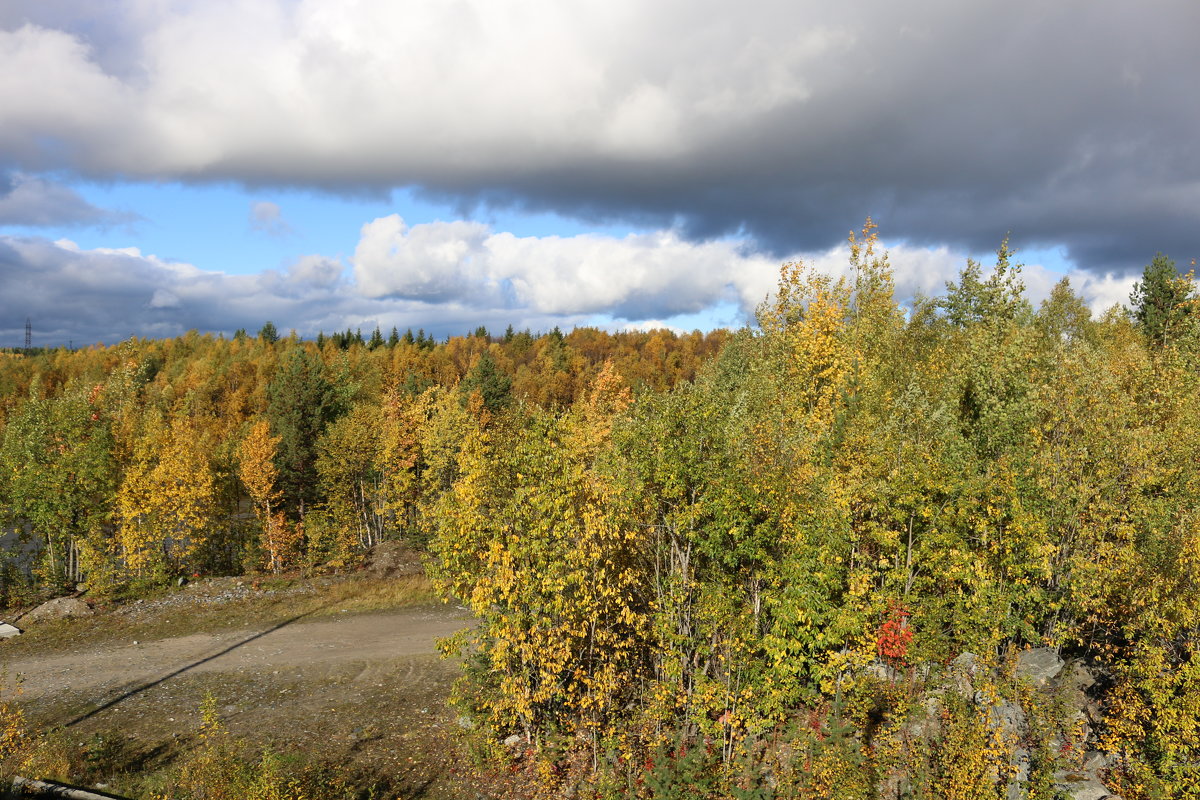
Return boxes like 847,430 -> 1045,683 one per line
1,1 -> 1197,348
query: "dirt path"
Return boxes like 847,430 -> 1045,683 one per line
6,604 -> 472,702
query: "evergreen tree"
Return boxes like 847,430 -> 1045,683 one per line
461,351 -> 512,413
266,348 -> 340,517
1130,252 -> 1198,346
368,326 -> 385,350
258,321 -> 279,344
388,326 -> 400,347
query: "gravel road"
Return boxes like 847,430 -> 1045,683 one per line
5,604 -> 472,703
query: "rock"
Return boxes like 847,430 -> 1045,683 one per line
503,733 -> 523,748
0,622 -> 21,638
1081,751 -> 1107,772
456,715 -> 475,730
989,701 -> 1027,740
1007,783 -> 1029,800
904,697 -> 944,741
1015,647 -> 1064,688
21,596 -> 93,624
952,651 -> 979,673
948,651 -> 979,696
864,661 -> 901,683
876,770 -> 911,800
1054,777 -> 1114,800
1062,660 -> 1097,691
1011,746 -> 1030,782
1067,709 -> 1092,744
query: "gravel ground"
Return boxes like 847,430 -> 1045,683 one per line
1,570 -> 508,799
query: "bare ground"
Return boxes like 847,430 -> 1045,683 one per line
1,576 -> 504,799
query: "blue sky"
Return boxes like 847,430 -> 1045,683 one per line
2,1 -> 1194,347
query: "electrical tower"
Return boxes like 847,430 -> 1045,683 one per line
24,317 -> 31,350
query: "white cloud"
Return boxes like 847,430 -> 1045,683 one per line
287,254 -> 342,287
1,4 -> 834,173
0,222 -> 1140,348
351,215 -> 1132,324
352,214 -> 779,319
149,288 -> 180,309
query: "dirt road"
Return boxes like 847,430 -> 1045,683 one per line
6,603 -> 480,798
6,604 -> 472,702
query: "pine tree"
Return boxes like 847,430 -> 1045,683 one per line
267,348 -> 340,517
1130,253 -> 1198,346
258,321 -> 279,344
460,351 -> 512,413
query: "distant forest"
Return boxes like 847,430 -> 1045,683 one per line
4,226 -> 1200,798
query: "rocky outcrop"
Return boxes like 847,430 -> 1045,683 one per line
870,648 -> 1122,800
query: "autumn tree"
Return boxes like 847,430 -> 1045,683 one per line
0,384 -> 116,587
238,418 -> 295,573
315,403 -> 386,558
117,415 -> 216,577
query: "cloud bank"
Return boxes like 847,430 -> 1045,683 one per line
0,1 -> 1197,272
1,221 -> 1136,348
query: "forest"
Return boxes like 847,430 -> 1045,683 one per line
4,224 -> 1200,799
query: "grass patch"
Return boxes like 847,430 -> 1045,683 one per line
306,573 -> 438,617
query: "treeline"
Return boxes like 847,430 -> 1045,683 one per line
422,232 -> 1200,798
0,323 -> 725,595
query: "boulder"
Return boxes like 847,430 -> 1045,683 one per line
0,622 -> 21,638
1015,647 -> 1064,688
21,596 -> 93,624
1054,777 -> 1115,800
1062,660 -> 1097,692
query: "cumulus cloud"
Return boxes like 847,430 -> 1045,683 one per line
0,2 -> 1196,272
0,225 -> 1134,348
0,172 -> 129,227
352,215 -> 1131,323
352,215 -> 778,319
249,200 -> 292,236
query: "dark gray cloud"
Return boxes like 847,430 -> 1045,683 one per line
0,1 -> 1196,274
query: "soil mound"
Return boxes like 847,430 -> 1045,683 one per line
21,596 -> 93,624
360,540 -> 424,579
